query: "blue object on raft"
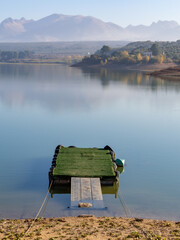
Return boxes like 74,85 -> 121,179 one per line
115,158 -> 125,167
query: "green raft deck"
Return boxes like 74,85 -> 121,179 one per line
49,145 -> 119,185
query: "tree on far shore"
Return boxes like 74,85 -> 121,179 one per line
150,43 -> 161,56
137,53 -> 142,61
100,45 -> 111,54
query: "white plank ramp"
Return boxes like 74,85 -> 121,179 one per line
71,177 -> 104,208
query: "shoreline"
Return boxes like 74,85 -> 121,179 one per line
72,62 -> 178,73
0,216 -> 180,239
1,61 -> 179,78
0,61 -> 70,66
148,66 -> 180,80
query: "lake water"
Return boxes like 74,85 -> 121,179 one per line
0,64 -> 180,221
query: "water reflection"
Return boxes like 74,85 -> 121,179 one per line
49,181 -> 120,199
80,66 -> 180,90
1,64 -> 180,112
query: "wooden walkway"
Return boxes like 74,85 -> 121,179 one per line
71,177 -> 104,209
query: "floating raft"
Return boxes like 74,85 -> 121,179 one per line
49,145 -> 119,185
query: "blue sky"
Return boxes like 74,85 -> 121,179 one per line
1,0 -> 180,27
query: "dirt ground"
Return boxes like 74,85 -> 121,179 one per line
0,216 -> 180,240
148,66 -> 180,80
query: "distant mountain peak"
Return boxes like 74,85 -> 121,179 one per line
0,14 -> 180,42
1,17 -> 14,24
1,17 -> 33,25
151,20 -> 179,28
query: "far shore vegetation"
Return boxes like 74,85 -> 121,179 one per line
0,41 -> 126,65
1,40 -> 180,68
79,40 -> 180,67
0,50 -> 83,64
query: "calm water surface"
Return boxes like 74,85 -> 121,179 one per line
0,64 -> 180,220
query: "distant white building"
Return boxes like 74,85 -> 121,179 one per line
142,51 -> 152,58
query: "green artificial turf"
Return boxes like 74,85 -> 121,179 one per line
53,147 -> 115,177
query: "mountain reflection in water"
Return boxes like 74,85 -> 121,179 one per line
0,64 -> 180,112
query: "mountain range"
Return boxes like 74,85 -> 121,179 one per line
0,14 -> 180,42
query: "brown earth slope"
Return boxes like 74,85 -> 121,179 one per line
149,66 -> 180,80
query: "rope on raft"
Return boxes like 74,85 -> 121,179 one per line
118,190 -> 132,218
23,180 -> 53,237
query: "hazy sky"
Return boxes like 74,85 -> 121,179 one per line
1,0 -> 180,27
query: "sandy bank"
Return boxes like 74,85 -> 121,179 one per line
0,216 -> 180,240
148,66 -> 180,80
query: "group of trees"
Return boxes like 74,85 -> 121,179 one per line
121,40 -> 180,61
82,43 -> 173,66
0,50 -> 33,61
0,50 -> 84,64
